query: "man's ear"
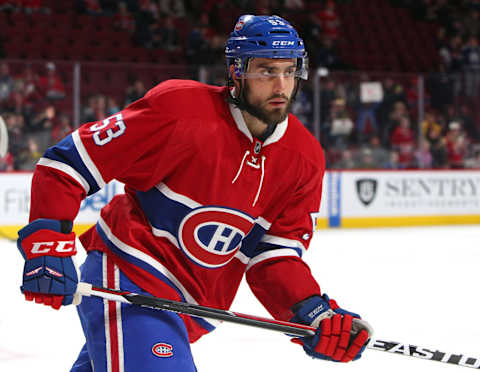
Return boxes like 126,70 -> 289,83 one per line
229,64 -> 240,90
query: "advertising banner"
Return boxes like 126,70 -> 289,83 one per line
1,170 -> 478,237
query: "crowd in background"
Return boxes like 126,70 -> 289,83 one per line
0,0 -> 480,171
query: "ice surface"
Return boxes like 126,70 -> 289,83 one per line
1,225 -> 479,371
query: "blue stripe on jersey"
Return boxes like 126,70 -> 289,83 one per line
95,223 -> 216,333
136,187 -> 270,261
254,241 -> 303,258
136,188 -> 190,236
239,223 -> 267,258
43,135 -> 100,195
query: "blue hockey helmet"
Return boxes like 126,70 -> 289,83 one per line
225,15 -> 308,81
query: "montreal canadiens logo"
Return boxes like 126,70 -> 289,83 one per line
152,343 -> 173,358
178,207 -> 254,268
234,21 -> 245,31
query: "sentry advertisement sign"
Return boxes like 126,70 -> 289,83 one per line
340,170 -> 480,217
1,170 -> 479,228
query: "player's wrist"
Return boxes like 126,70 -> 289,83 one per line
290,294 -> 335,327
18,219 -> 76,259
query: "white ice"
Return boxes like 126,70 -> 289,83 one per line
1,225 -> 479,371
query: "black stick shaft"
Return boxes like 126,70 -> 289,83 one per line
76,282 -> 480,369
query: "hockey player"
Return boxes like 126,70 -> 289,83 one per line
17,15 -> 372,371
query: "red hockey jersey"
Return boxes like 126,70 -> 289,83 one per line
30,80 -> 325,342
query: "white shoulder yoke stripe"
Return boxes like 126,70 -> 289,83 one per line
234,250 -> 250,265
156,182 -> 201,209
255,216 -> 271,230
261,234 -> 306,254
72,130 -> 106,188
37,157 -> 90,194
150,226 -> 180,248
246,248 -> 300,271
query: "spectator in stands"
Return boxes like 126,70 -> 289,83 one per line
158,0 -> 185,17
414,139 -> 433,168
254,0 -> 272,15
377,78 -> 406,129
303,12 -> 323,50
18,137 -> 42,170
317,0 -> 340,40
462,35 -> 480,98
81,0 -> 103,15
114,1 -> 136,33
314,36 -> 342,70
16,64 -> 41,107
83,94 -> 108,123
427,62 -> 455,112
465,150 -> 480,168
355,90 -> 380,146
464,9 -> 480,37
134,0 -> 158,48
390,115 -> 415,168
5,86 -> 31,122
383,100 -> 408,146
439,35 -> 463,73
445,121 -> 468,168
332,149 -> 356,169
406,76 -> 430,112
291,88 -> 312,131
426,125 -> 448,168
4,113 -> 28,170
22,0 -> 45,14
284,0 -> 305,12
107,96 -> 120,116
326,98 -> 353,149
421,111 -> 443,137
435,26 -> 448,51
38,62 -> 66,101
319,78 -> 343,125
0,1 -> 15,11
152,15 -> 180,51
0,61 -> 13,107
383,150 -> 404,169
366,136 -> 389,167
124,80 -> 147,106
186,22 -> 213,70
29,104 -> 55,131
356,148 -> 378,169
443,104 -> 458,129
51,113 -> 73,144
457,103 -> 479,142
0,151 -> 14,171
208,33 -> 228,66
28,103 -> 56,151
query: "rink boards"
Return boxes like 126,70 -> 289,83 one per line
0,170 -> 479,239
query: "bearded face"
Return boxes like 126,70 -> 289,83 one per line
241,81 -> 294,126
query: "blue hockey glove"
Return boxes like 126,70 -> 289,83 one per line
290,294 -> 373,362
17,219 -> 78,309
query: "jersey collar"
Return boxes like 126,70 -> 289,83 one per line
228,95 -> 288,147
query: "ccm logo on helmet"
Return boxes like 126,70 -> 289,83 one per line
152,343 -> 173,358
272,40 -> 295,46
31,241 -> 75,254
178,207 -> 254,268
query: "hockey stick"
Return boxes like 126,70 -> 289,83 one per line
0,115 -> 8,158
75,282 -> 480,369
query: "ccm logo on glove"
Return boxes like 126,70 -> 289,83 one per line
22,230 -> 76,259
31,241 -> 75,254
